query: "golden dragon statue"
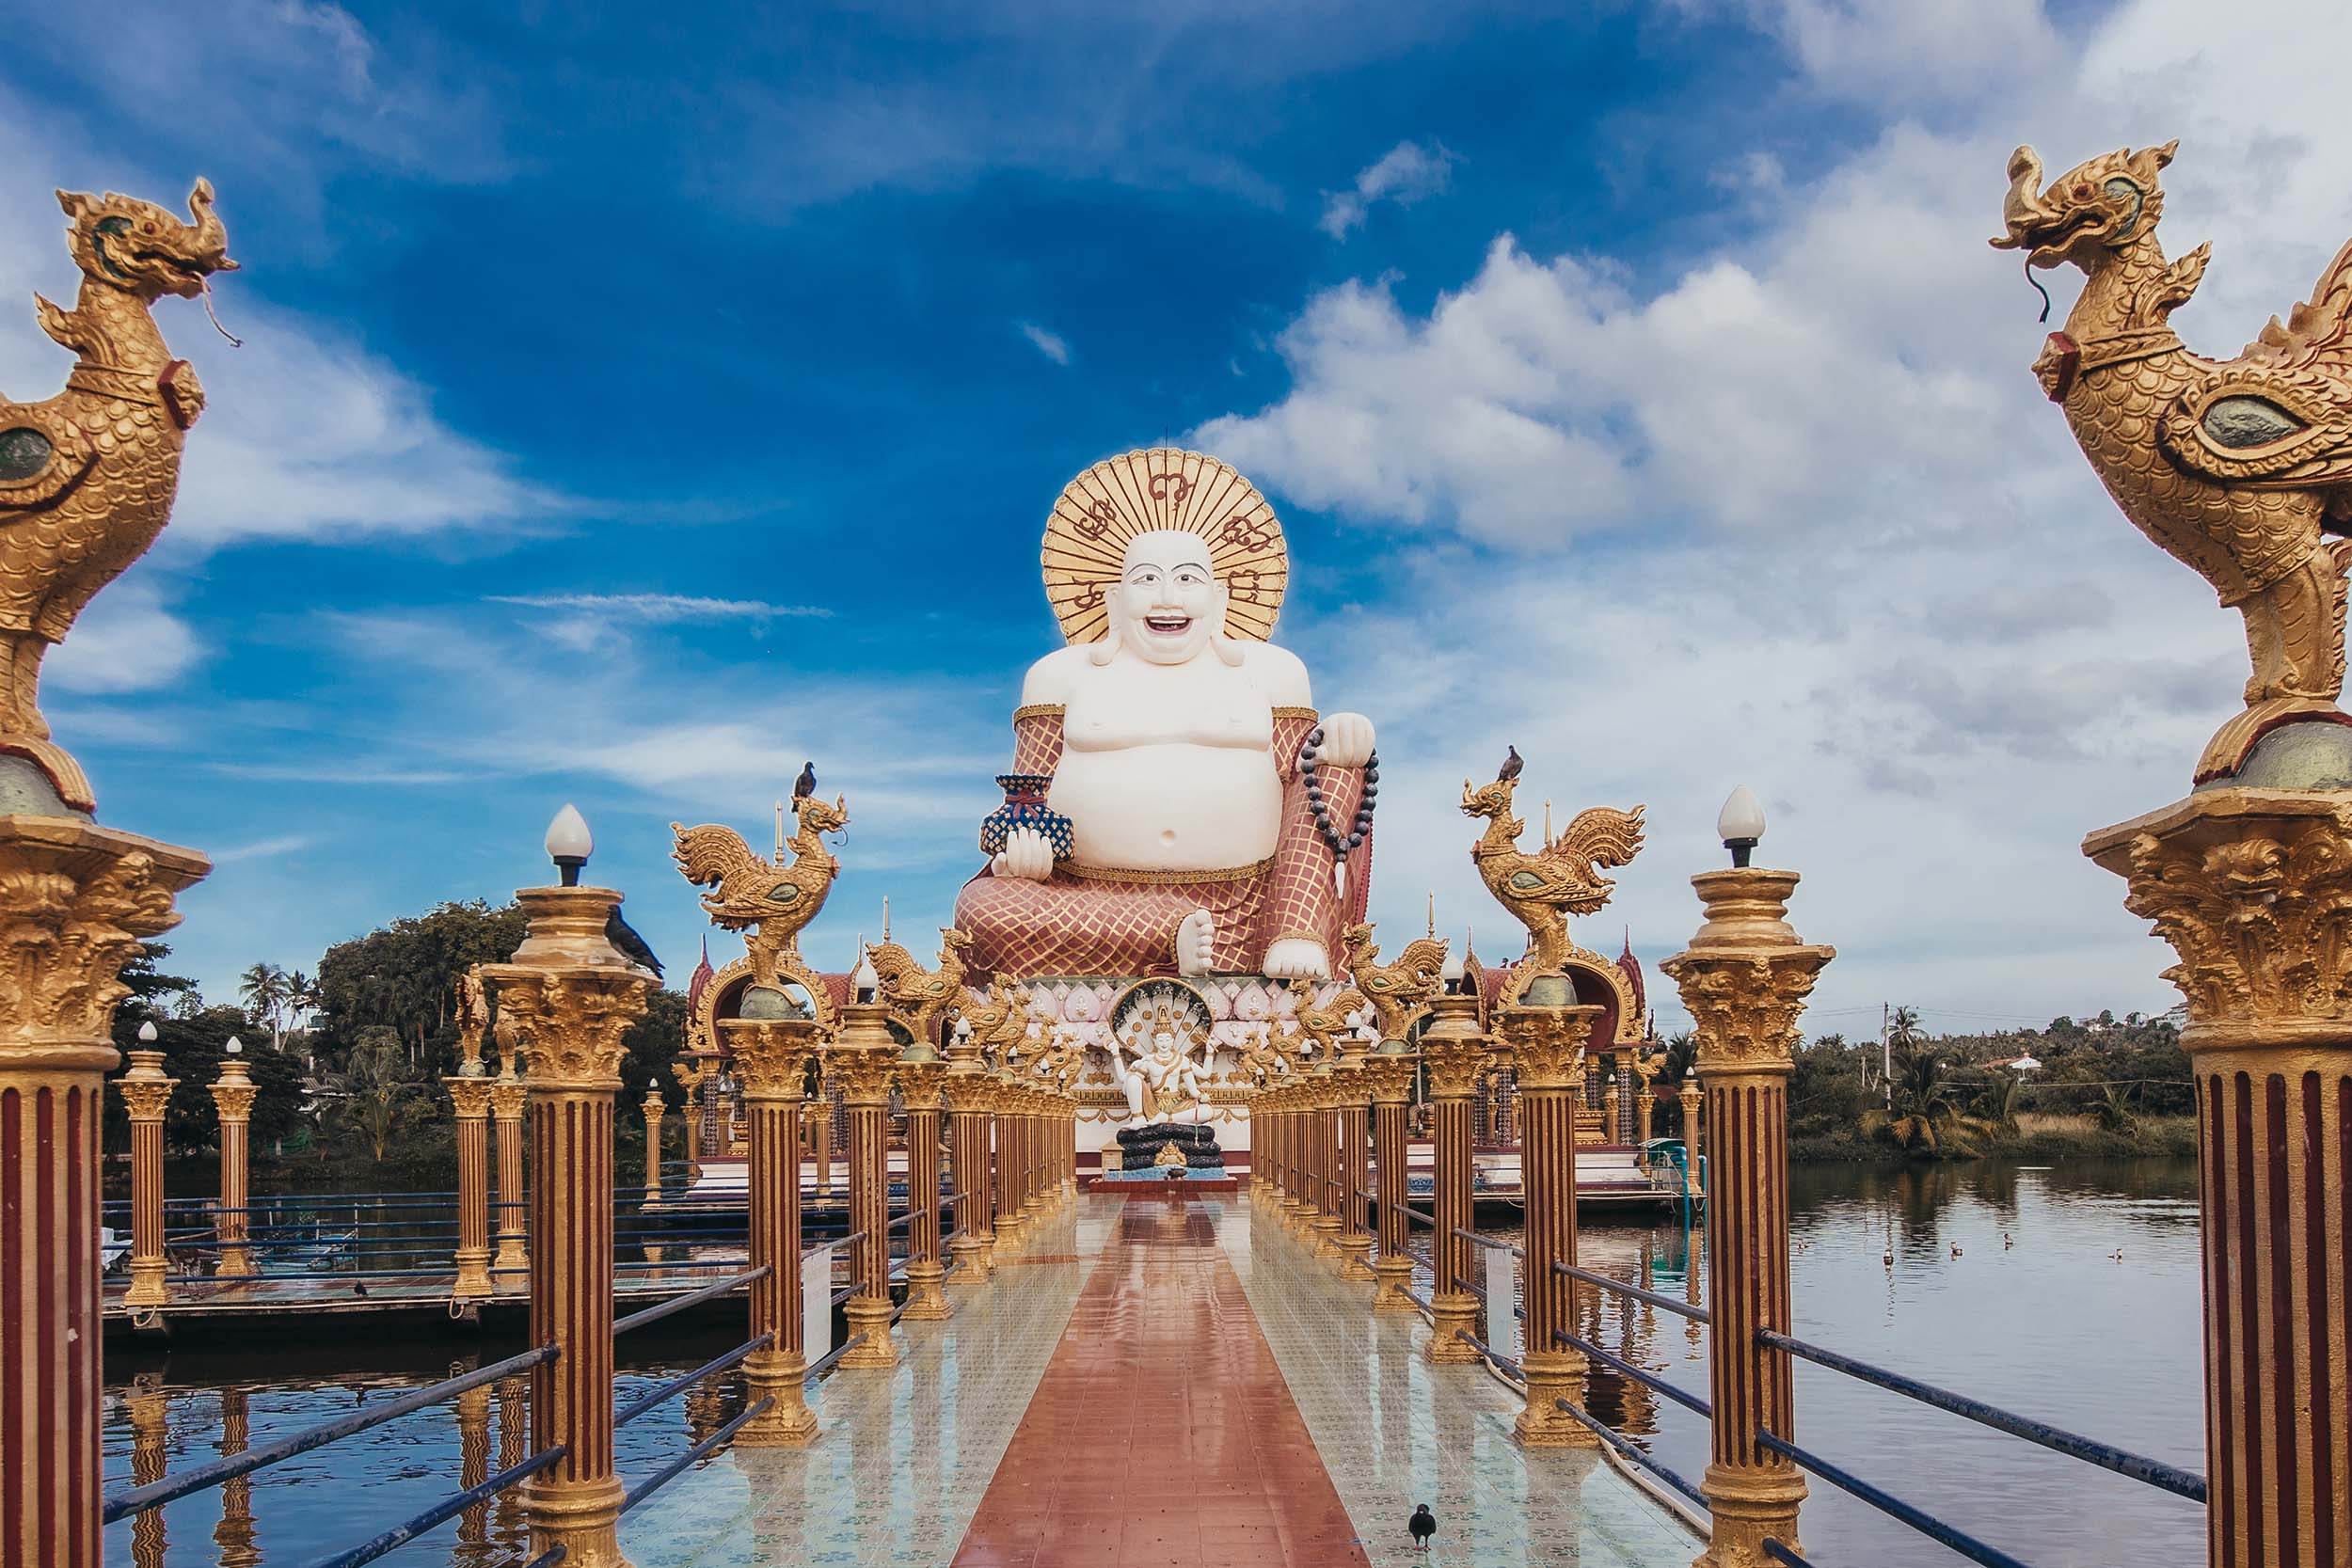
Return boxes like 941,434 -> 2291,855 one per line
1994,140 -> 2352,783
1287,978 -> 1368,1062
865,927 -> 973,1048
1339,922 -> 1449,1040
0,181 -> 236,812
671,792 -> 849,1023
1462,761 -> 1645,1006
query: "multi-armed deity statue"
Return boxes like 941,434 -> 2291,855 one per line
954,449 -> 1377,983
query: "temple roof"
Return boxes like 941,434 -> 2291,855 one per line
1615,929 -> 1646,1018
685,935 -> 715,1013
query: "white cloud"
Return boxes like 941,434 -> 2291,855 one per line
491,594 -> 832,622
1018,321 -> 1073,365
47,578 -> 202,695
1207,0 -> 2352,1030
1320,140 -> 1457,238
211,833 -> 313,864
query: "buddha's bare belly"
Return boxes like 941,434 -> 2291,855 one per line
1050,744 -> 1281,872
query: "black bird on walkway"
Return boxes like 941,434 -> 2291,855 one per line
1497,746 -> 1523,784
607,906 -> 663,978
793,760 -> 818,800
1408,1503 -> 1437,1554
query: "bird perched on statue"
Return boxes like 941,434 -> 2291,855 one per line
1498,746 -> 1523,783
606,906 -> 663,977
1462,772 -> 1645,999
794,760 -> 817,800
1408,1503 -> 1437,1554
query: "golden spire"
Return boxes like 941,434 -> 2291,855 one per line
773,800 -> 785,863
1426,891 -> 1436,941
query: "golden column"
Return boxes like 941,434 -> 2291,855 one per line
1679,1078 -> 1704,1199
944,1016 -> 994,1281
455,1371 -> 493,1552
479,807 -> 654,1568
1023,1088 -> 1049,1217
896,1039 -> 951,1321
118,1028 -> 178,1310
1366,1040 -> 1419,1311
214,1386 -> 260,1567
1661,791 -> 1831,1568
2085,789 -> 2352,1567
446,1071 -> 496,1301
1309,1065 -> 1344,1258
640,1087 -> 666,1197
209,1038 -> 259,1278
813,1065 -> 834,1196
993,1073 -> 1027,1243
490,1044 -> 530,1278
826,987 -> 898,1370
1421,974 -> 1488,1365
721,1006 -> 821,1443
1499,992 -> 1601,1448
1335,1033 -> 1376,1282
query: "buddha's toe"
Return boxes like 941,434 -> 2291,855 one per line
1176,910 -> 1216,976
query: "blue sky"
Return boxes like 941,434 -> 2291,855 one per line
4,0 -> 2345,1037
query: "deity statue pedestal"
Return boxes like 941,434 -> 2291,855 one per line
1102,1121 -> 1226,1181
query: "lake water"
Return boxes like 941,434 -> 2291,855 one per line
103,1159 -> 2205,1565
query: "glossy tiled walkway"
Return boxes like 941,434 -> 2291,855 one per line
627,1195 -> 1699,1567
954,1201 -> 1367,1566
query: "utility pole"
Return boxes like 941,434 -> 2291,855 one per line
1881,1002 -> 1892,1109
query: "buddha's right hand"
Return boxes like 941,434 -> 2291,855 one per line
992,825 -> 1056,880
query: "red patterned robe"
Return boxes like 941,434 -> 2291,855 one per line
955,704 -> 1370,979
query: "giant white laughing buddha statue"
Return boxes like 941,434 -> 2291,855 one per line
955,450 -> 1376,982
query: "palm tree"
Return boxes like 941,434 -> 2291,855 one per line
326,1033 -> 425,1163
239,962 -> 288,1048
1874,1040 -> 1971,1154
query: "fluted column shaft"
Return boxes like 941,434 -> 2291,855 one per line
1422,992 -> 1487,1365
491,1075 -> 529,1275
641,1089 -> 664,1197
1336,1068 -> 1375,1281
898,1064 -> 949,1321
828,1003 -> 898,1370
447,1077 -> 494,1300
722,1015 -> 819,1442
128,1378 -> 167,1568
1368,1056 -> 1417,1310
118,1049 -> 177,1311
1503,1004 -> 1600,1448
993,1092 -> 1025,1240
1680,1082 -> 1704,1198
1663,867 -> 1832,1568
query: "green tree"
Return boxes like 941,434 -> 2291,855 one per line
323,1030 -> 432,1163
1873,1041 -> 1971,1155
313,901 -> 528,1074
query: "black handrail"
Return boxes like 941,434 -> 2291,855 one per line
1553,1259 -> 1710,1323
1756,1431 -> 2033,1568
1453,1227 -> 1523,1258
1551,1399 -> 1708,1511
613,1268 -> 767,1336
1762,1540 -> 1815,1568
1755,1327 -> 2205,1503
103,1344 -> 558,1522
1553,1327 -> 1711,1418
615,1336 -> 771,1429
297,1445 -> 565,1568
1452,1328 -> 1523,1380
619,1398 -> 774,1514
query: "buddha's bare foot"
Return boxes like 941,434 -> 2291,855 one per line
1176,910 -> 1216,976
1263,937 -> 1330,981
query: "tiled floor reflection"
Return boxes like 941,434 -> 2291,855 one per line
1222,1203 -> 1703,1567
954,1201 -> 1369,1567
622,1199 -> 1118,1567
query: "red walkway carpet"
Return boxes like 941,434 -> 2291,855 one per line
953,1201 -> 1371,1567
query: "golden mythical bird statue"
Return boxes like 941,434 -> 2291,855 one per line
865,927 -> 973,1048
1,181 -> 235,811
1339,922 -> 1449,1040
1287,978 -> 1368,1061
1462,770 -> 1644,1000
671,793 -> 848,1014
1994,140 -> 2352,781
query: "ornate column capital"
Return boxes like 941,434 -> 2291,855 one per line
1419,991 -> 1487,1100
117,1048 -> 177,1119
823,1003 -> 898,1108
894,1055 -> 946,1110
445,1077 -> 495,1117
479,885 -> 654,1091
1362,1053 -> 1415,1105
489,1077 -> 527,1120
1494,1004 -> 1599,1090
1661,868 -> 1833,1077
210,1055 -> 259,1120
0,817 -> 206,1065
721,1016 -> 818,1101
2085,787 -> 2352,1048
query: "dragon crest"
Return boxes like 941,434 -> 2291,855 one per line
1994,139 -> 2352,781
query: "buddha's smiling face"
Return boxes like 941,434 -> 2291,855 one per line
1112,531 -> 1226,665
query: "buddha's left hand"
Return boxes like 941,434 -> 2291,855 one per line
1319,711 -> 1375,768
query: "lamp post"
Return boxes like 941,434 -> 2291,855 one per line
640,1087 -> 665,1200
1422,954 -> 1487,1365
895,1037 -> 950,1321
119,1021 -> 177,1310
210,1035 -> 259,1278
719,1003 -> 821,1443
1661,790 -> 1832,1568
480,805 -> 654,1568
827,957 -> 898,1370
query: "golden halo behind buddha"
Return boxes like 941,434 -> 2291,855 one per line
1042,448 -> 1288,646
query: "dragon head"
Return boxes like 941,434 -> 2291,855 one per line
1989,141 -> 2176,272
59,180 -> 237,300
1461,777 -> 1520,832
794,792 -> 849,838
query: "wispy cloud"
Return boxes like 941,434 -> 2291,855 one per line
48,578 -> 202,695
211,833 -> 314,864
1018,321 -> 1072,365
1320,139 -> 1456,238
490,594 -> 832,623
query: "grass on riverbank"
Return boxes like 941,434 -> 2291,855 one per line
1790,1112 -> 2197,1164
